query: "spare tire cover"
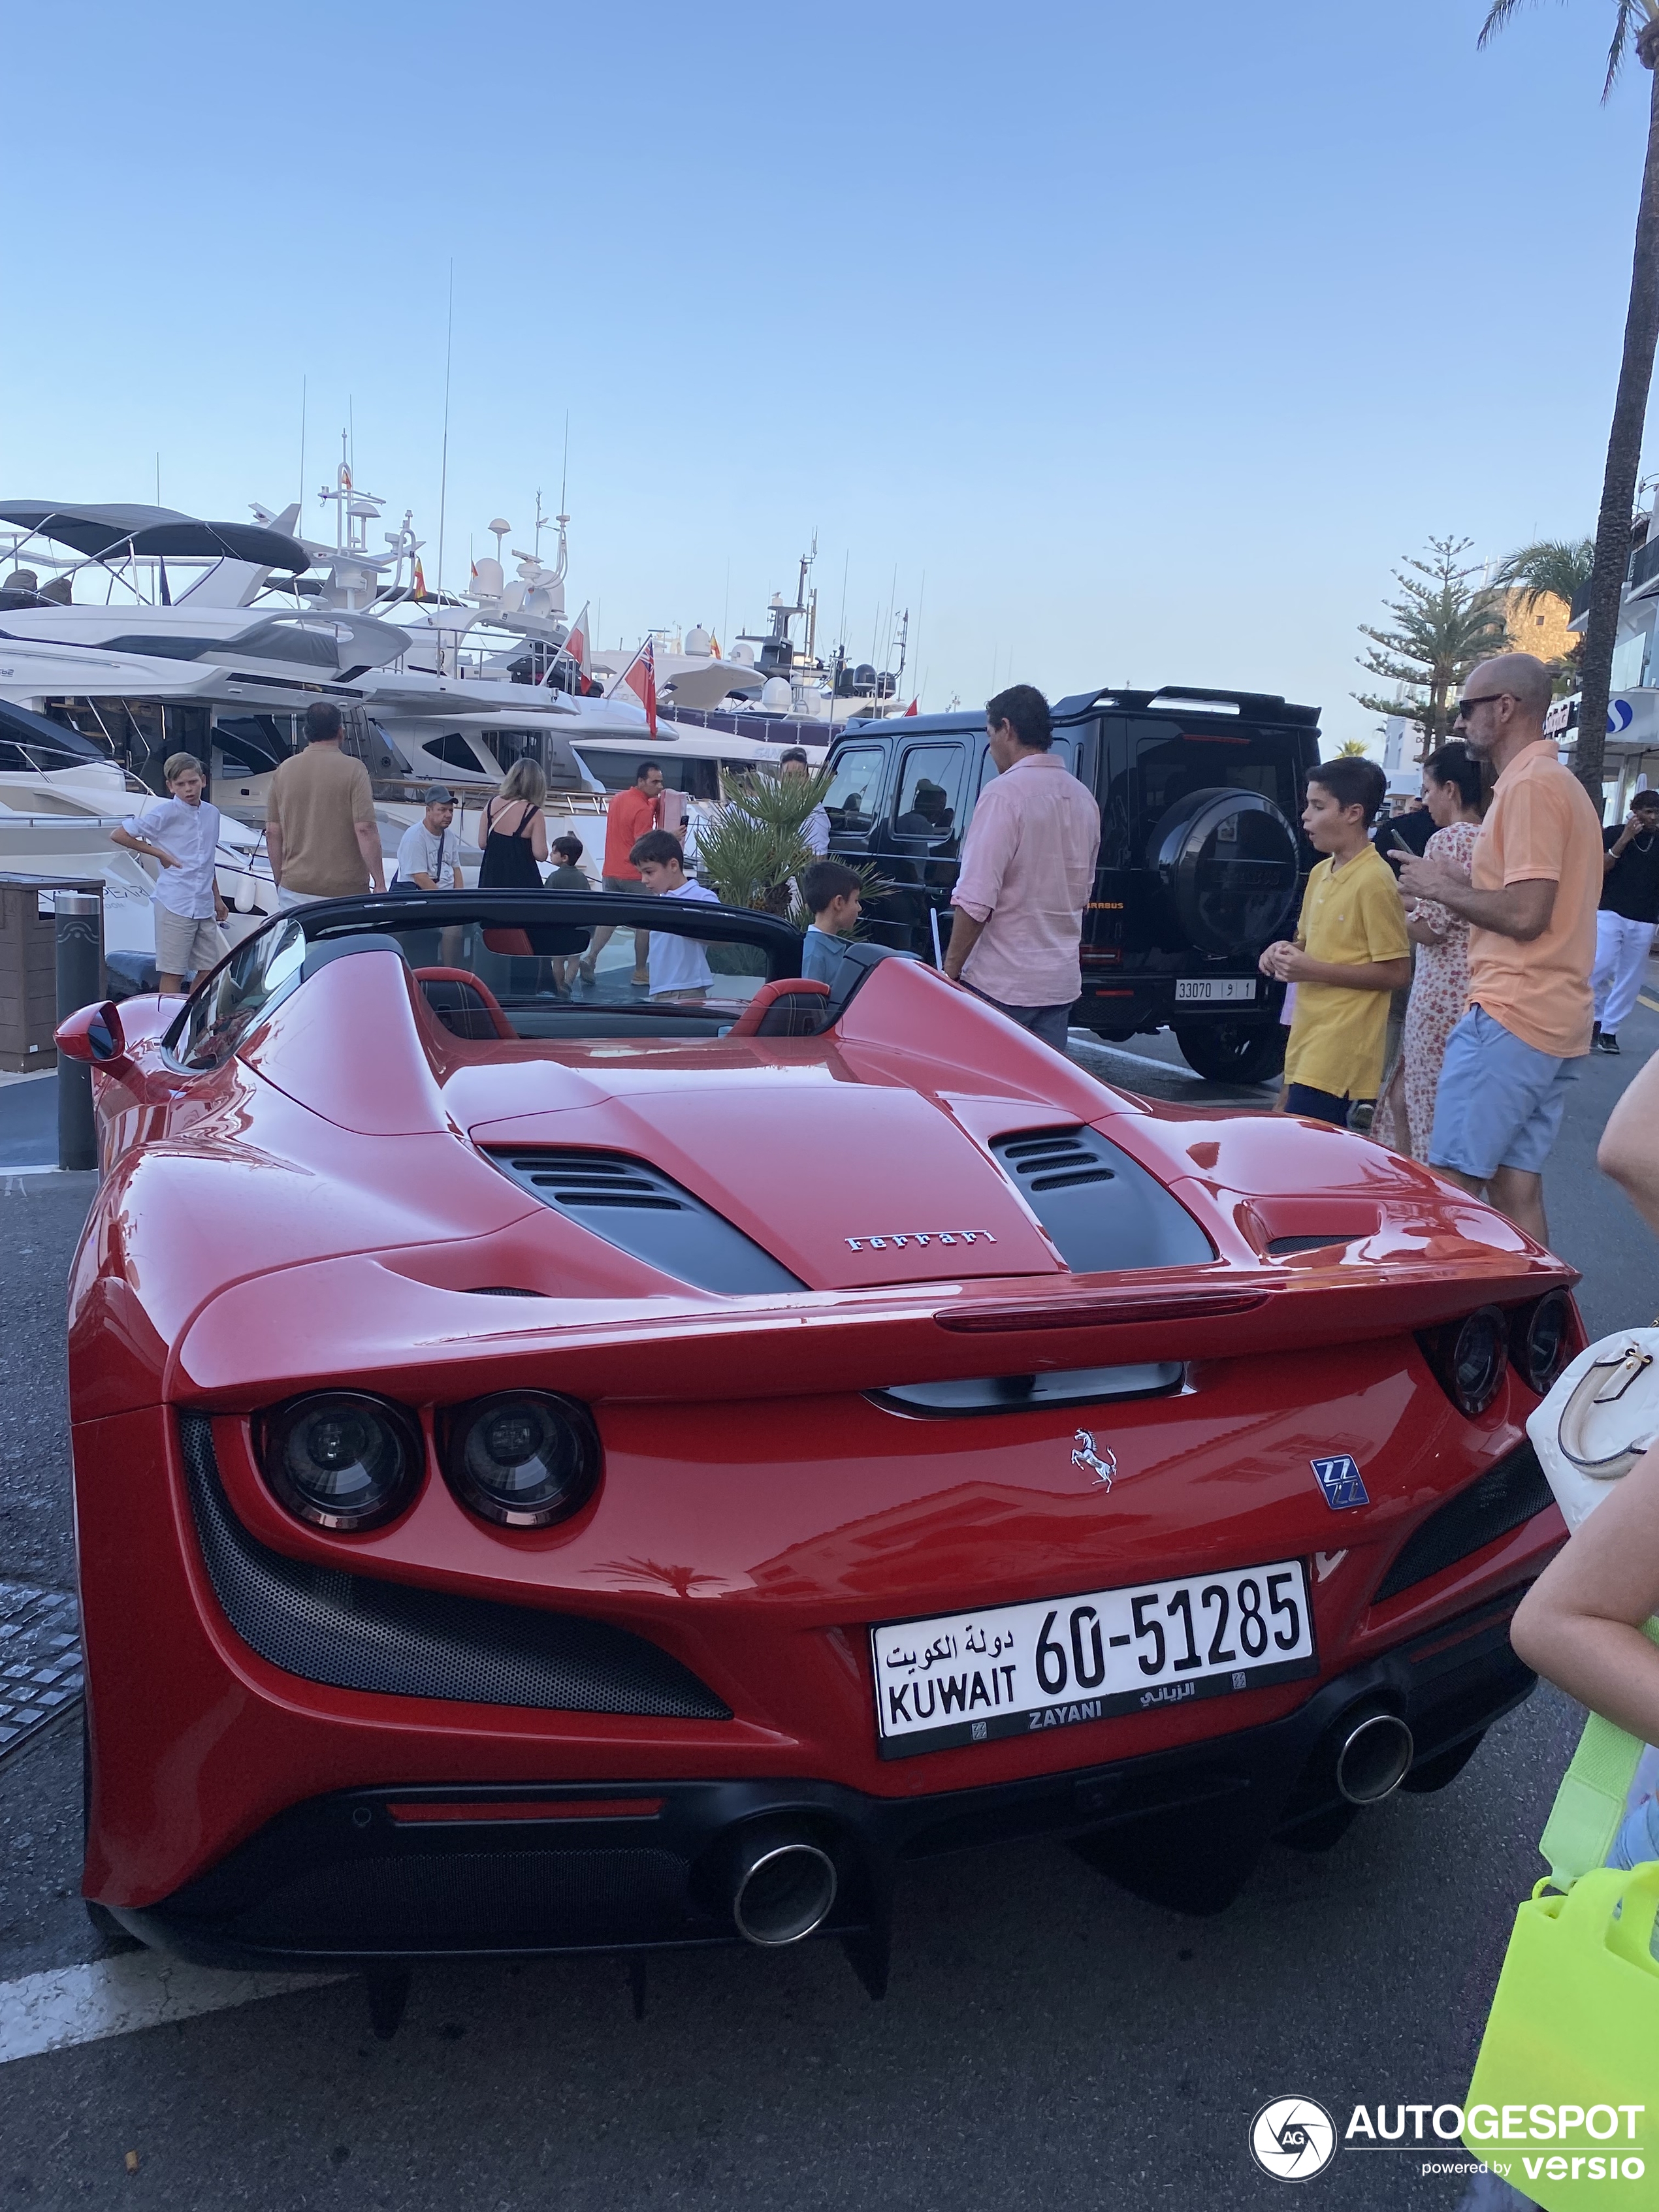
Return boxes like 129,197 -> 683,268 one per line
1146,786 -> 1300,955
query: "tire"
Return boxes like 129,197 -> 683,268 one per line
1173,1021 -> 1286,1086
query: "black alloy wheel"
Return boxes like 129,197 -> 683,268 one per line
1173,1021 -> 1287,1086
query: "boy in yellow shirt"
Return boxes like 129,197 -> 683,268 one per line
1258,756 -> 1411,1126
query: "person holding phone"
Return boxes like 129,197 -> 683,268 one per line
1372,743 -> 1485,1157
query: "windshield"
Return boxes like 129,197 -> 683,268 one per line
167,891 -> 807,1064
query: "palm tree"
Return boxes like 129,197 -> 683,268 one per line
1493,536 -> 1596,617
1480,2 -> 1659,802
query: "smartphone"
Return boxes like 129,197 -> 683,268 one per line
1387,826 -> 1415,855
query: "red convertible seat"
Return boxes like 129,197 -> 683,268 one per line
726,977 -> 831,1038
414,967 -> 515,1042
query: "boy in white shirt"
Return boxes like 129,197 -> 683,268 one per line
630,830 -> 718,1000
110,751 -> 230,993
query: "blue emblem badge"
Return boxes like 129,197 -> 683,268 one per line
1311,1454 -> 1369,1510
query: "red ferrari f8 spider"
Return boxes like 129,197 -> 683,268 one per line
60,891 -> 1579,1996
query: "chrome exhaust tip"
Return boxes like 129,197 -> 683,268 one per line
1335,1711 -> 1415,1804
731,1836 -> 838,1948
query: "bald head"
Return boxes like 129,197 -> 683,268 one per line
1465,653 -> 1554,722
1454,651 -> 1554,770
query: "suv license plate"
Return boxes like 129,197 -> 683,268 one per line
871,1560 -> 1316,1759
1175,978 -> 1257,1003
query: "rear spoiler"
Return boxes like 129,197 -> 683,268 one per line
169,1247 -> 1579,1410
1050,686 -> 1321,728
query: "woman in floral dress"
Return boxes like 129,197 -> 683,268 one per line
1372,742 -> 1485,1159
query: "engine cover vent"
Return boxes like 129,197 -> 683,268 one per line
990,1127 -> 1214,1275
483,1147 -> 804,1296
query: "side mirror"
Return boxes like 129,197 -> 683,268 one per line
56,1000 -> 130,1072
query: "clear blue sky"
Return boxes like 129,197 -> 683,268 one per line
0,0 -> 1649,746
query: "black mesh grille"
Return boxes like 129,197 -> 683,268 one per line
236,1847 -> 691,1951
1374,1439 -> 1556,1603
483,1147 -> 803,1294
178,1416 -> 730,1719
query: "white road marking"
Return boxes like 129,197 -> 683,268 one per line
0,1952 -> 347,2066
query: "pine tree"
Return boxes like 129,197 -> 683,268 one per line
1355,538 -> 1510,763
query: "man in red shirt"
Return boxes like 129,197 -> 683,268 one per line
579,760 -> 664,987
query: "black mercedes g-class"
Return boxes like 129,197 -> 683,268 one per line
822,684 -> 1321,1084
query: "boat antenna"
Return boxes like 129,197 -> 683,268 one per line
534,487 -> 543,560
154,453 -> 161,505
298,376 -> 306,520
436,261 -> 454,603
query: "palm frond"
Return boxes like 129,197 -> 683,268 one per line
1492,536 -> 1595,613
1477,0 -> 1532,47
1478,0 -> 1649,101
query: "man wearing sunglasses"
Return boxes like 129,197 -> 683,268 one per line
1396,652 -> 1602,1247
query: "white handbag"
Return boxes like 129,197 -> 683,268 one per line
1526,1332 -> 1659,1885
1528,1332 -> 1659,1536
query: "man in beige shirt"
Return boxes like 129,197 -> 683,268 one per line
266,702 -> 384,909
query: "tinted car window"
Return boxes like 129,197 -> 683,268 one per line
1135,726 -> 1302,827
824,745 -> 885,831
174,918 -> 307,1070
893,745 -> 964,841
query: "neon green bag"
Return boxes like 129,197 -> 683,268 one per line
1464,1631 -> 1659,2210
1464,1863 -> 1659,2207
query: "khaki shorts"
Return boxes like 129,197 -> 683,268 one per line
154,908 -> 229,978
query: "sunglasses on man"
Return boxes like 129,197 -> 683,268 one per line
1453,692 -> 1513,719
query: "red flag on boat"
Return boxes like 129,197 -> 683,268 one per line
411,559 -> 428,602
560,602 -> 590,682
615,636 -> 658,734
903,697 -> 919,716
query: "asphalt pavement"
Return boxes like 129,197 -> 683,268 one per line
3,994 -> 1657,2211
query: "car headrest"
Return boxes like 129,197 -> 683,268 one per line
300,934 -> 410,982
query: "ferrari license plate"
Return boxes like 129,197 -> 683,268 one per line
1174,976 -> 1257,1002
871,1560 -> 1316,1759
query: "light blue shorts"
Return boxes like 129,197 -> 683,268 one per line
1428,1004 -> 1580,1180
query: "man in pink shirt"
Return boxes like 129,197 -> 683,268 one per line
942,685 -> 1101,1051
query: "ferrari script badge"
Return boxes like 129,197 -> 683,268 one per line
845,1229 -> 997,1252
1071,1430 -> 1116,1488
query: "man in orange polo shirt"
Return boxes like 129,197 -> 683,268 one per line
579,760 -> 664,987
1397,653 -> 1602,1247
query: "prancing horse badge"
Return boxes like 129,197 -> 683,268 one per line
1071,1430 -> 1116,1488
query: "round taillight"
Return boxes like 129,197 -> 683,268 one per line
1513,1290 -> 1573,1398
261,1393 -> 422,1530
1449,1306 -> 1507,1417
444,1392 -> 600,1528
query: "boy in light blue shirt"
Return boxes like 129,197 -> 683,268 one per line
800,859 -> 862,985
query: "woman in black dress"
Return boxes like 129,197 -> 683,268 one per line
476,760 -> 550,885
473,760 -> 587,986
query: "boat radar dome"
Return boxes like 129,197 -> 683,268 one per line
760,677 -> 792,712
685,626 -> 711,655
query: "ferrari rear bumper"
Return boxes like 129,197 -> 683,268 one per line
106,1583 -> 1537,1972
